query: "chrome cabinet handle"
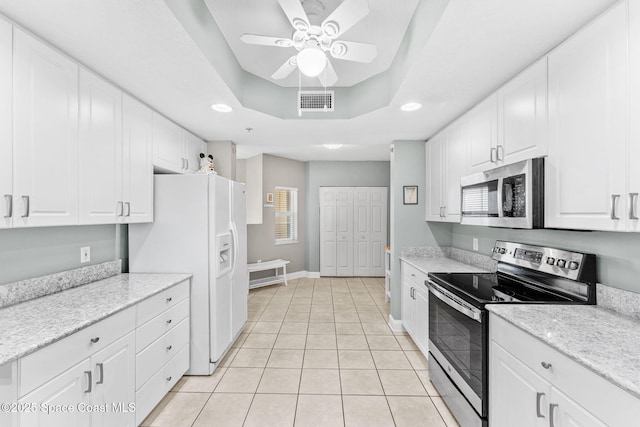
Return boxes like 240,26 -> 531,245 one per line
541,361 -> 552,370
611,194 -> 620,220
497,144 -> 504,161
185,159 -> 189,170
3,195 -> 11,218
96,363 -> 104,385
84,371 -> 92,393
117,201 -> 123,217
125,202 -> 131,217
90,337 -> 100,344
182,158 -> 187,170
21,195 -> 29,218
490,147 -> 497,163
549,403 -> 558,427
441,206 -> 446,218
536,392 -> 545,418
630,193 -> 638,220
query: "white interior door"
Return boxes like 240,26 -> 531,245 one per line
319,187 -> 338,276
353,188 -> 370,276
369,187 -> 387,277
335,188 -> 354,276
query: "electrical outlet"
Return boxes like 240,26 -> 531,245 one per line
473,238 -> 479,251
80,246 -> 91,263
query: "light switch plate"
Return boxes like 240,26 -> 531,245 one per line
80,246 -> 91,263
473,238 -> 479,251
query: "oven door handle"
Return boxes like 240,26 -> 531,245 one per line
427,280 -> 482,323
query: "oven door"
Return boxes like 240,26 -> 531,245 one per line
427,279 -> 487,417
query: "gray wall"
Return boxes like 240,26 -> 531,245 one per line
451,224 -> 640,294
390,141 -> 452,318
0,224 -> 126,285
305,160 -> 391,272
247,154 -> 307,273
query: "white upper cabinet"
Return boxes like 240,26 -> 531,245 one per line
467,94 -> 498,173
183,131 -> 206,173
497,57 -> 548,165
79,69 -> 123,224
13,29 -> 79,227
426,119 -> 467,223
545,2 -> 627,231
152,112 -> 184,173
629,0 -> 640,232
0,19 -> 11,229
122,95 -> 153,224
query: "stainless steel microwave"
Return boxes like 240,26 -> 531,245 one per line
460,157 -> 544,229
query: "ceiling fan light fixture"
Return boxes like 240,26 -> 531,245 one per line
323,144 -> 343,150
211,103 -> 233,112
296,47 -> 327,77
401,102 -> 422,112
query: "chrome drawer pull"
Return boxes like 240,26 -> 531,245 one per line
90,337 -> 100,344
3,195 -> 11,218
21,195 -> 29,218
84,371 -> 92,393
96,363 -> 104,385
125,201 -> 131,217
549,403 -> 558,427
541,361 -> 552,370
536,392 -> 545,418
611,194 -> 620,220
630,193 -> 638,220
117,201 -> 123,217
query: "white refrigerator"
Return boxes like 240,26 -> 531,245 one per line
129,174 -> 248,375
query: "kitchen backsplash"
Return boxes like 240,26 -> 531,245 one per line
0,260 -> 122,309
597,284 -> 640,320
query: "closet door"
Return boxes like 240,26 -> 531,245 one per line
369,188 -> 388,277
319,188 -> 338,276
335,188 -> 354,276
353,188 -> 371,276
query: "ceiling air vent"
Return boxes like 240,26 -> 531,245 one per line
298,90 -> 334,113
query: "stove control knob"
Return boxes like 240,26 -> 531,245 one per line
556,259 -> 567,268
568,261 -> 579,270
498,247 -> 507,254
546,257 -> 555,265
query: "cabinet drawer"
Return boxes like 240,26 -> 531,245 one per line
401,262 -> 428,285
137,298 -> 189,352
135,344 -> 188,426
19,306 -> 135,397
136,280 -> 189,326
490,314 -> 640,425
136,317 -> 189,389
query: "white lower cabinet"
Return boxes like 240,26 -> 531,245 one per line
490,313 -> 640,427
400,261 -> 429,354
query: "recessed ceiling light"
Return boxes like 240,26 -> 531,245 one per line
323,144 -> 343,150
401,102 -> 422,112
211,103 -> 233,112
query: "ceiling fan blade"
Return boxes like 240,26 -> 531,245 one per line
318,60 -> 338,87
272,56 -> 298,80
321,0 -> 369,39
277,0 -> 311,32
240,34 -> 294,48
330,40 -> 377,63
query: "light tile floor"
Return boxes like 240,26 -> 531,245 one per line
142,277 -> 460,427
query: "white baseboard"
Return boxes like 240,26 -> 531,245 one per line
287,271 -> 321,280
307,271 -> 321,279
387,314 -> 405,332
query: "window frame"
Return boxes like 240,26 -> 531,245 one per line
274,186 -> 298,245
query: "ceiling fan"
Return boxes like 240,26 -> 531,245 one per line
240,0 -> 377,86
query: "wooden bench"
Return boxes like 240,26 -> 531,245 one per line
247,259 -> 290,289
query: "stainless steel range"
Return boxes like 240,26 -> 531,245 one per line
426,241 -> 596,427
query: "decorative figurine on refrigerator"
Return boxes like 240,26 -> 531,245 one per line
197,153 -> 217,175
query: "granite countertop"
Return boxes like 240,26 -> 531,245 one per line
0,273 -> 191,366
488,304 -> 640,399
399,255 -> 489,275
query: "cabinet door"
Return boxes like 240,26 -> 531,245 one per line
498,57 -> 548,165
0,19 -> 11,229
79,69 -> 122,225
122,95 -> 153,224
546,3 -> 627,231
467,94 -> 498,173
443,119 -> 467,222
549,388 -> 607,427
490,341 -> 549,427
401,279 -> 414,336
425,135 -> 444,222
91,332 -> 135,427
183,131 -> 205,174
413,284 -> 429,354
629,0 -> 640,232
18,359 -> 92,427
353,188 -> 371,276
152,113 -> 183,173
13,29 -> 79,227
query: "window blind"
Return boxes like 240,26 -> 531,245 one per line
275,187 -> 297,242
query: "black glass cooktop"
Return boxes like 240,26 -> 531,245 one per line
428,272 -> 576,308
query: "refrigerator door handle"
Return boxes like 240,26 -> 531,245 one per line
230,222 -> 238,276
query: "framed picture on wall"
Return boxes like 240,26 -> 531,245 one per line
403,186 -> 418,205
266,193 -> 274,204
